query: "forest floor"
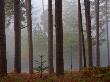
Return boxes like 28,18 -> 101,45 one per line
0,67 -> 110,82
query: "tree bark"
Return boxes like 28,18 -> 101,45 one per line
14,0 -> 21,73
78,0 -> 86,68
105,0 -> 110,67
48,0 -> 54,74
0,0 -> 7,76
55,0 -> 64,76
95,0 -> 100,67
78,0 -> 83,69
84,0 -> 93,67
26,0 -> 33,74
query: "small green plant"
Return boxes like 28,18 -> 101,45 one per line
34,55 -> 48,78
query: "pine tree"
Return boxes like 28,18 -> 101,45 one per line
95,0 -> 100,67
78,0 -> 83,69
55,0 -> 64,76
105,0 -> 110,67
48,0 -> 54,74
26,0 -> 33,74
84,0 -> 93,67
0,0 -> 7,76
14,0 -> 21,73
78,0 -> 86,68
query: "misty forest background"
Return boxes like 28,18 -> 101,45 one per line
4,0 -> 110,73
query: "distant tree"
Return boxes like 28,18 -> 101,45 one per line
25,0 -> 33,74
95,0 -> 100,67
90,0 -> 110,45
33,24 -> 48,57
84,0 -> 93,67
14,0 -> 21,73
105,0 -> 110,67
0,0 -> 7,76
55,0 -> 64,76
48,0 -> 54,74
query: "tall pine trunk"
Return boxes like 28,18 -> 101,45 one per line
14,0 -> 21,73
105,0 -> 110,67
82,30 -> 86,67
0,0 -> 7,76
26,0 -> 33,74
78,0 -> 83,69
55,0 -> 64,76
84,0 -> 93,67
95,0 -> 100,67
48,0 -> 54,74
78,0 -> 86,68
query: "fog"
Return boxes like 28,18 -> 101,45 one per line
6,0 -> 110,73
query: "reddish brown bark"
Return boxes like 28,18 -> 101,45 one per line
84,0 -> 93,67
78,0 -> 86,68
14,0 -> 21,73
26,0 -> 33,74
48,0 -> 54,74
55,0 -> 64,76
95,0 -> 100,67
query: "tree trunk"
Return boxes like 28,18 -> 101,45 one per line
95,0 -> 100,67
26,0 -> 33,74
105,0 -> 110,67
78,0 -> 86,68
14,0 -> 21,73
48,0 -> 54,74
55,0 -> 64,76
0,0 -> 7,76
84,0 -> 93,67
82,30 -> 86,67
78,0 -> 83,69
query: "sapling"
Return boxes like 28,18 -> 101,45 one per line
34,55 -> 48,78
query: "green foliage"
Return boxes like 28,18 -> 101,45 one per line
5,0 -> 14,16
34,55 -> 48,78
5,0 -> 26,28
34,66 -> 48,73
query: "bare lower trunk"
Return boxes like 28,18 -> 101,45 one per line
78,0 -> 86,68
0,0 -> 7,76
105,0 -> 110,67
95,0 -> 100,67
78,0 -> 83,69
48,0 -> 54,74
84,0 -> 93,67
55,0 -> 64,76
14,0 -> 21,73
26,0 -> 33,74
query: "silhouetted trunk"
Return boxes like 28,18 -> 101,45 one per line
14,0 -> 21,73
26,0 -> 33,74
55,0 -> 64,76
84,0 -> 93,67
0,0 -> 7,76
78,0 -> 86,68
78,0 -> 83,69
82,30 -> 86,68
105,0 -> 110,67
48,0 -> 54,74
95,0 -> 100,67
